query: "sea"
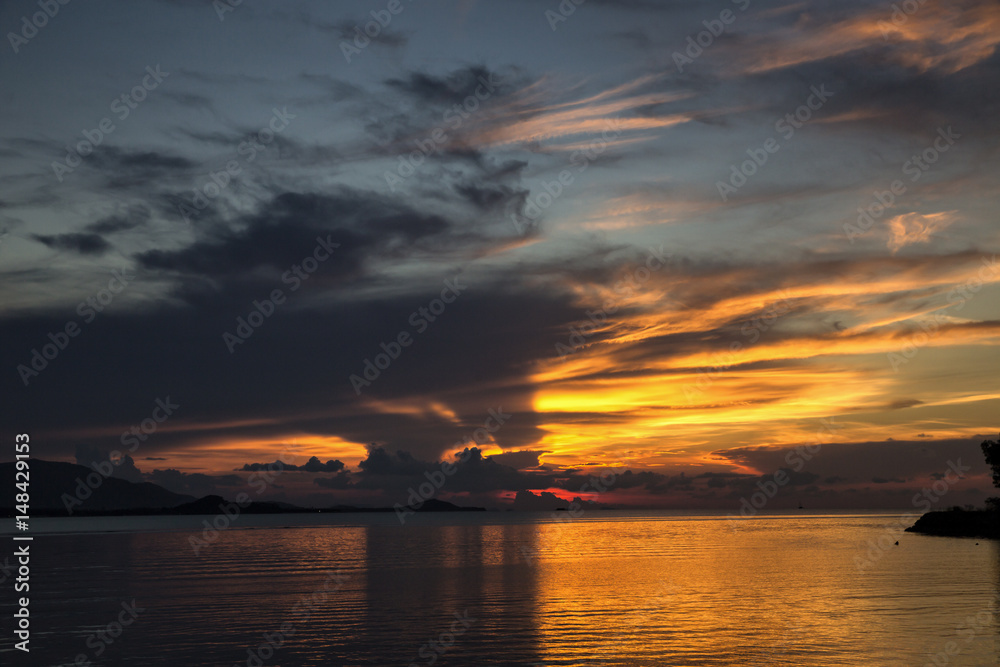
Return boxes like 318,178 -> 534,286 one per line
0,510 -> 996,666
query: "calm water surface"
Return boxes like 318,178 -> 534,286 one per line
0,511 -> 996,666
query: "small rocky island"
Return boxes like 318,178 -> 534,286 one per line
906,436 -> 1000,539
906,507 -> 999,539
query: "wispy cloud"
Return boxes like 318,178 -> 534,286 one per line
887,211 -> 957,253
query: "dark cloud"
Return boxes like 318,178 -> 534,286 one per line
74,445 -> 248,497
31,232 -> 111,255
312,472 -> 353,490
366,66 -> 531,157
488,450 -> 546,470
300,72 -> 365,99
138,189 -> 464,289
385,66 -> 501,104
85,205 -> 152,234
0,258 -> 583,465
586,0 -> 684,9
240,456 -> 345,473
75,445 -> 143,483
331,19 -> 408,47
513,490 -> 569,511
173,68 -> 270,86
160,91 -> 216,114
91,147 -> 195,172
310,446 -> 557,499
80,146 -> 197,192
356,446 -> 429,478
713,437 -> 990,487
719,9 -> 1000,141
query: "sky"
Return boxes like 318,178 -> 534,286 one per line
1,0 -> 998,510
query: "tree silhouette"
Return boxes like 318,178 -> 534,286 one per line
982,435 -> 1000,512
982,435 -> 1000,489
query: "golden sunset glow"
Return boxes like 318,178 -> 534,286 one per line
3,0 -> 997,511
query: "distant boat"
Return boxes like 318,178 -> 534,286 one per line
798,502 -> 804,509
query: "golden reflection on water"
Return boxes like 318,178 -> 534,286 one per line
521,515 -> 998,666
5,513 -> 999,666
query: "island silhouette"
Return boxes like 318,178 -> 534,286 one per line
906,435 -> 1000,539
0,458 -> 484,517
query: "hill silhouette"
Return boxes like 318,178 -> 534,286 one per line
0,459 -> 486,516
0,458 -> 194,515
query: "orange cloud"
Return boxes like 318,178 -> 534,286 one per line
450,74 -> 697,150
741,1 -> 1000,75
525,251 -> 1000,468
886,211 -> 957,253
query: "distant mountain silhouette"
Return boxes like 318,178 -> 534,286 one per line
0,459 -> 486,517
170,495 -> 298,515
410,497 -> 485,512
0,458 -> 194,515
160,495 -> 484,516
310,497 -> 485,514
